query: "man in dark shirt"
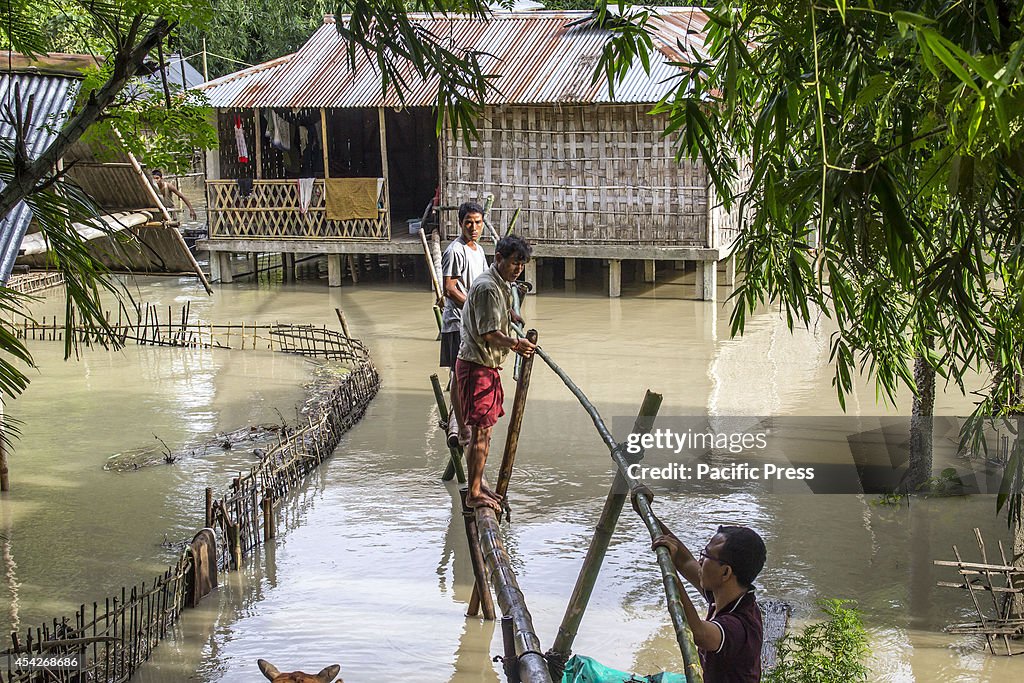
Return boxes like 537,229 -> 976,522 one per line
652,524 -> 766,682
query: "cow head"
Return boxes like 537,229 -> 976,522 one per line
257,659 -> 342,682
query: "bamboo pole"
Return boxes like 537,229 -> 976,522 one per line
431,374 -> 466,484
116,130 -> 213,294
335,307 -> 351,338
378,107 -> 391,236
475,504 -> 553,683
516,324 -> 702,683
461,489 -> 496,620
419,226 -> 443,302
468,331 -> 537,615
433,305 -> 443,334
495,329 -> 538,505
0,401 -> 8,491
320,109 -> 331,179
253,109 -> 263,180
548,390 -> 663,673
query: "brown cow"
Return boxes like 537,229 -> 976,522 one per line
257,659 -> 342,682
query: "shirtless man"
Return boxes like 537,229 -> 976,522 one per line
456,235 -> 536,510
151,169 -> 197,220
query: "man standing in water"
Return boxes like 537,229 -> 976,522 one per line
652,524 -> 766,682
456,235 -> 536,510
440,202 -> 489,447
150,169 -> 198,220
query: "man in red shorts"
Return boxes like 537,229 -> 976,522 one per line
455,235 -> 536,510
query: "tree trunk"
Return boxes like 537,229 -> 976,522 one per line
908,351 -> 936,493
0,19 -> 173,257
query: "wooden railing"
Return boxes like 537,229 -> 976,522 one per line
206,179 -> 389,240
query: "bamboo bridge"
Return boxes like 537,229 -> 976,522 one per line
431,323 -> 709,683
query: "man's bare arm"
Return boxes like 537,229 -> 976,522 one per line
480,329 -> 535,356
652,526 -> 701,590
676,582 -> 725,652
443,276 -> 467,306
169,185 -> 197,219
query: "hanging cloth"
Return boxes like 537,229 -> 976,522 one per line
234,114 -> 249,164
237,177 -> 254,199
297,178 -> 316,214
271,112 -> 292,151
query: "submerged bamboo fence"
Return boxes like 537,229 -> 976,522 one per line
9,300 -> 364,357
2,307 -> 379,683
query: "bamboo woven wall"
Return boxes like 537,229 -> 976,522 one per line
442,105 -> 709,245
707,157 -> 752,249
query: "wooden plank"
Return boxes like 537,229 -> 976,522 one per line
936,581 -> 1024,594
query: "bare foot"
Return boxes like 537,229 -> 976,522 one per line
466,493 -> 502,511
481,484 -> 503,503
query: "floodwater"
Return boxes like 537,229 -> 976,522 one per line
1,263 -> 1022,682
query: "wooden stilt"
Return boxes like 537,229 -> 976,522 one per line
644,259 -> 656,283
608,259 -> 621,298
328,254 -> 343,287
564,257 -> 576,281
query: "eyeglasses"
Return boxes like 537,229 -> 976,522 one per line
699,548 -> 729,566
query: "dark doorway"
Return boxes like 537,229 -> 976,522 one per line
384,108 -> 439,222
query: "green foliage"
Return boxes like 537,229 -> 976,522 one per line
177,0 -> 335,78
599,1 -> 1024,525
1,1 -> 213,55
765,599 -> 870,683
79,63 -> 216,174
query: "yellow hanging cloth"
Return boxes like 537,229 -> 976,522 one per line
324,177 -> 380,221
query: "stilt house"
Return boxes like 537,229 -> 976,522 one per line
198,9 -> 743,298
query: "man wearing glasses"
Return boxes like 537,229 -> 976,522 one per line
652,524 -> 767,682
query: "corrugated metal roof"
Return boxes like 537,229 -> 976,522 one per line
0,71 -> 80,282
199,9 -> 711,108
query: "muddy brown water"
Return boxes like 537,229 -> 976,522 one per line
1,267 -> 1022,682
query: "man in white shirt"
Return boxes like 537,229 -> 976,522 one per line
440,202 -> 489,446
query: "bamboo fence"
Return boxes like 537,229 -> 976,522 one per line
6,272 -> 65,296
935,528 -> 1024,656
10,300 -> 366,358
2,309 -> 380,683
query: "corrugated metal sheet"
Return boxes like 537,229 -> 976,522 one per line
0,71 -> 80,282
199,9 -> 711,108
